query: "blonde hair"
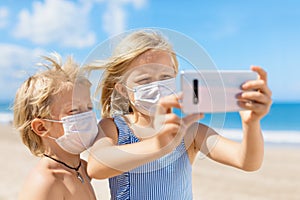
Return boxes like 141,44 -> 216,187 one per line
87,29 -> 178,118
13,53 -> 90,156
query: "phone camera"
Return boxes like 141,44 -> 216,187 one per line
193,79 -> 198,104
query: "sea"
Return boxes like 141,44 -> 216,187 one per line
1,100 -> 299,145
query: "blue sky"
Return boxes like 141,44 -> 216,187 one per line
0,0 -> 299,102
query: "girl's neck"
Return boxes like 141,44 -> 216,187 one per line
130,112 -> 154,127
125,113 -> 158,140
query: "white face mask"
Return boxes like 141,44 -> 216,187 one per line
44,111 -> 98,154
126,78 -> 177,115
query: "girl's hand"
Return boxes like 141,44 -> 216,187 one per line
238,66 -> 272,124
153,94 -> 203,152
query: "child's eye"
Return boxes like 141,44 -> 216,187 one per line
136,77 -> 151,84
161,74 -> 173,80
69,109 -> 79,114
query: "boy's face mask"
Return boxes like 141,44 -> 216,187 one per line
125,78 -> 177,116
44,110 -> 98,154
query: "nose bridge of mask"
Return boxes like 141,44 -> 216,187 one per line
158,78 -> 177,97
61,111 -> 91,122
42,111 -> 93,124
61,111 -> 96,132
133,78 -> 176,102
133,82 -> 160,103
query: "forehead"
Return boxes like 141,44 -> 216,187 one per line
123,50 -> 176,79
50,83 -> 91,114
129,50 -> 174,69
124,64 -> 175,79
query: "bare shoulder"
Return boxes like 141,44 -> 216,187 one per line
97,117 -> 118,142
19,160 -> 63,200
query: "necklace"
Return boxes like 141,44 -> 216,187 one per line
43,154 -> 84,183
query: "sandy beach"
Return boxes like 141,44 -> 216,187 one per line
1,124 -> 299,200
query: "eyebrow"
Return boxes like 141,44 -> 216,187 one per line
132,73 -> 151,81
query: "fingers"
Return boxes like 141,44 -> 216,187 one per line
242,66 -> 272,101
237,91 -> 271,105
155,112 -> 203,133
242,79 -> 272,97
153,93 -> 203,150
238,100 -> 271,113
182,113 -> 204,128
155,94 -> 181,115
159,123 -> 181,136
251,65 -> 268,82
154,112 -> 181,130
155,112 -> 203,151
238,66 -> 272,117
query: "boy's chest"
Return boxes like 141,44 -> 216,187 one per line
59,171 -> 96,200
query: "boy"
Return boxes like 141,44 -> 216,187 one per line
13,53 -> 97,200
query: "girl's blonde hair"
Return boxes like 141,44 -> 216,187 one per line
13,53 -> 90,156
88,29 -> 178,118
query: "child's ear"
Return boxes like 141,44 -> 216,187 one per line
31,118 -> 49,137
115,83 -> 128,98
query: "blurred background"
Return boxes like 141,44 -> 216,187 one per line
0,1 -> 299,199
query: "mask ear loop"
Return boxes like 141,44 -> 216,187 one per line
47,135 -> 60,140
41,118 -> 63,140
42,118 -> 63,123
111,82 -> 132,116
122,83 -> 135,92
30,118 -> 61,140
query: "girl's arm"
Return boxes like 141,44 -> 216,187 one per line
87,118 -> 175,179
191,66 -> 272,171
87,95 -> 203,179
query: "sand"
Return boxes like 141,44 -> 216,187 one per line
0,124 -> 299,200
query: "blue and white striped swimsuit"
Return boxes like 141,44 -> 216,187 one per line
109,115 -> 193,200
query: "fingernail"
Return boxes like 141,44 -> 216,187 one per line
235,92 -> 242,99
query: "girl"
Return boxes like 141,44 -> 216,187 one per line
87,30 -> 272,199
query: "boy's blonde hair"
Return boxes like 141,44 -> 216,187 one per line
13,53 -> 90,156
88,29 -> 178,118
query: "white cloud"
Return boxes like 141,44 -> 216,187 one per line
12,0 -> 147,47
0,7 -> 9,28
103,1 -> 126,36
0,44 -> 46,100
102,0 -> 147,36
13,0 -> 96,48
0,44 -> 44,72
126,0 -> 147,9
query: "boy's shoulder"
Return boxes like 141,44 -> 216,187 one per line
19,158 -> 64,199
26,158 -> 60,183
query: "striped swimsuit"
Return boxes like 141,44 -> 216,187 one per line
109,115 -> 193,200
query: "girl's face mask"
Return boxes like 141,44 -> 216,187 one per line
125,78 -> 177,116
44,110 -> 98,154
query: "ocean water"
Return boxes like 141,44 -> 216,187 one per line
1,100 -> 300,144
0,100 -> 13,124
200,102 -> 300,131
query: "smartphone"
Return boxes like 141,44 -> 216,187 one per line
180,70 -> 257,113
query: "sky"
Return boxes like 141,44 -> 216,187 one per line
0,0 -> 299,102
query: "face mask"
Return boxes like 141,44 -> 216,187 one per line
44,111 -> 98,154
126,78 -> 177,115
